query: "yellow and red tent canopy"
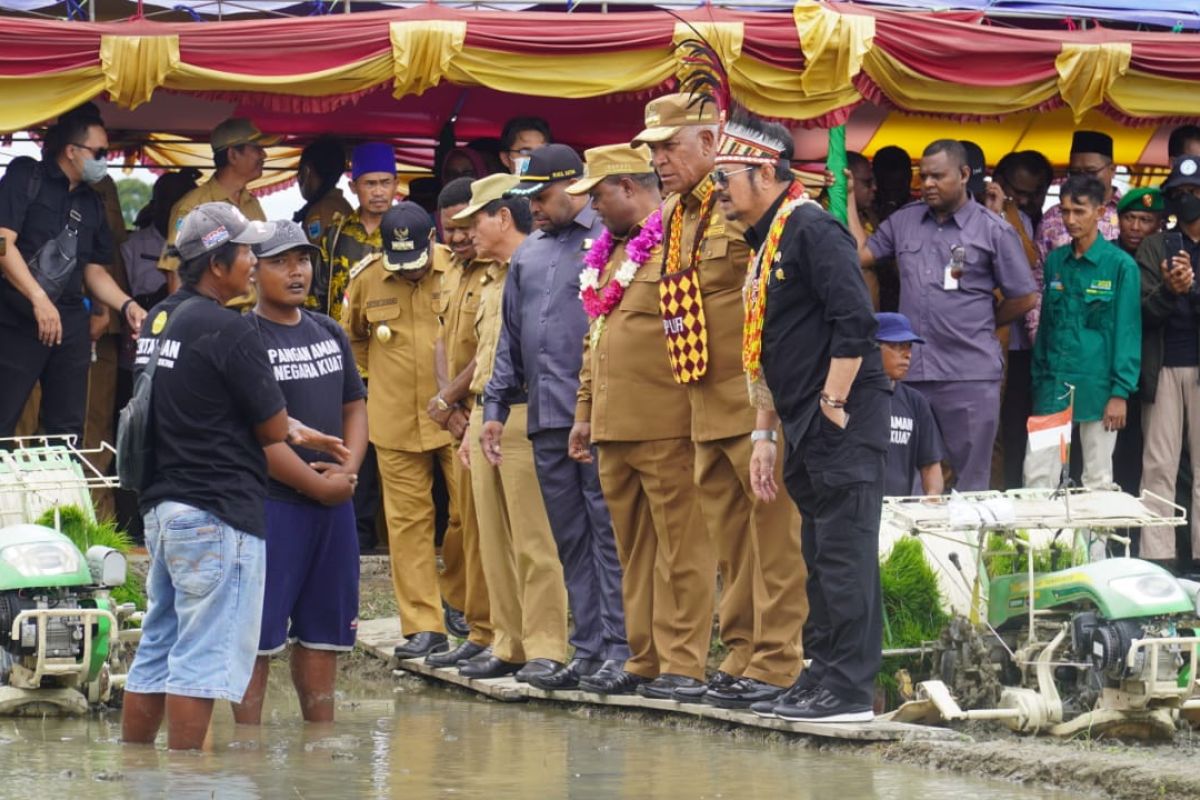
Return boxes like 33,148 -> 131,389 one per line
1,1 -> 1198,169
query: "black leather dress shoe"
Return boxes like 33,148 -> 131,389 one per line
578,669 -> 647,695
705,677 -> 787,709
458,656 -> 522,679
590,659 -> 625,680
529,658 -> 601,691
443,604 -> 470,639
673,670 -> 736,701
514,658 -> 563,683
394,632 -> 448,660
426,639 -> 486,669
636,673 -> 705,701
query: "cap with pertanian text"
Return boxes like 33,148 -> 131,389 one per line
380,202 -> 434,271
176,202 -> 275,262
507,144 -> 583,198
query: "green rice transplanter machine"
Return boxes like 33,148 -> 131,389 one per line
0,436 -> 137,716
881,486 -> 1200,739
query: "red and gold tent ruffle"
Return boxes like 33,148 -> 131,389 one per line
1,2 -> 1198,160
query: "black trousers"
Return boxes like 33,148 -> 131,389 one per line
1000,349 -> 1033,490
354,443 -> 382,549
782,386 -> 888,708
0,308 -> 90,440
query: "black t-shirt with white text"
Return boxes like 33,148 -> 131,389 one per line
885,382 -> 945,496
252,310 -> 365,505
135,288 -> 286,537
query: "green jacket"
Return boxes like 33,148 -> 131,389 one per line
1031,236 -> 1141,421
1136,230 -> 1200,403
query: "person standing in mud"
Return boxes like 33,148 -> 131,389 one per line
231,220 -> 367,725
121,204 -> 348,750
715,113 -> 889,723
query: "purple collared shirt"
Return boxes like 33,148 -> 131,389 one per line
867,199 -> 1036,382
483,204 -> 605,436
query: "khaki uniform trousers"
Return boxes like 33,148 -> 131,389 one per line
468,404 -> 567,663
376,443 -> 462,635
598,437 -> 715,681
1142,366 -> 1200,561
695,434 -> 808,687
440,446 -> 493,647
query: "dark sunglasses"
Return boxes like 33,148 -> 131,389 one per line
711,166 -> 755,186
71,143 -> 109,160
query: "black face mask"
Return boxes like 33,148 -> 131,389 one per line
1168,191 -> 1200,225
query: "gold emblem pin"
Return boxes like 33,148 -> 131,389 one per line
375,323 -> 393,344
151,311 -> 168,335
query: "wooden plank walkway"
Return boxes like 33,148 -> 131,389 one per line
357,618 -> 965,743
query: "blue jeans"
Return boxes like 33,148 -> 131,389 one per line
126,501 -> 266,702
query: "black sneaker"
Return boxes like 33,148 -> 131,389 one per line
750,682 -> 817,719
775,687 -> 874,723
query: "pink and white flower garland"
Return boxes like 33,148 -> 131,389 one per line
579,209 -> 664,320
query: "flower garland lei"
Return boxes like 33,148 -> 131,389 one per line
742,181 -> 810,384
579,208 -> 664,320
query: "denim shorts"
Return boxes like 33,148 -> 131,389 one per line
125,500 -> 266,702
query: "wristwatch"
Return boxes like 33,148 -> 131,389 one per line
434,395 -> 451,412
750,429 -> 778,443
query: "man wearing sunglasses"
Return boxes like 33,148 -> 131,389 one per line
0,107 -> 146,440
158,117 -> 278,299
714,111 -> 889,723
630,95 -> 806,706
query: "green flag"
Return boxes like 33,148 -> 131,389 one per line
826,124 -> 848,225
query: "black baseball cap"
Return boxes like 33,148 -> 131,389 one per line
380,202 -> 433,271
1163,155 -> 1200,192
507,144 -> 584,197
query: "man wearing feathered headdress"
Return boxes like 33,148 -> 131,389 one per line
625,42 -> 807,708
715,110 -> 889,723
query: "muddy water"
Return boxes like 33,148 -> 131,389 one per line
0,677 -> 1088,800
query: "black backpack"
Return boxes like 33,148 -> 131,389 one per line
115,296 -> 202,491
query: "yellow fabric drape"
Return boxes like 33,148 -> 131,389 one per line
671,20 -> 743,75
1055,41 -> 1132,122
862,48 -> 1060,117
1107,68 -> 1198,121
444,46 -> 673,99
390,19 -> 466,98
0,70 -> 105,131
100,35 -> 180,110
164,56 -> 394,98
792,0 -> 874,97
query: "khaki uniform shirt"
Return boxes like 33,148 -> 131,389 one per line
469,261 -> 511,397
438,246 -> 492,408
158,177 -> 266,273
341,254 -> 453,453
576,231 -> 691,442
662,182 -> 756,441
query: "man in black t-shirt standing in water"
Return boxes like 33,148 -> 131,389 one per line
232,221 -> 367,725
121,204 -> 347,751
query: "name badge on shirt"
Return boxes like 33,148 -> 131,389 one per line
942,244 -> 965,291
1086,279 -> 1113,298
